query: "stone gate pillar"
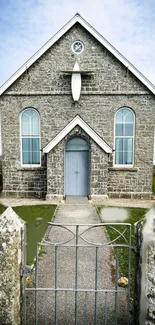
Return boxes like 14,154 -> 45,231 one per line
134,206 -> 155,325
0,207 -> 25,325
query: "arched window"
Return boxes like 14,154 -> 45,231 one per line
114,107 -> 135,165
21,108 -> 40,165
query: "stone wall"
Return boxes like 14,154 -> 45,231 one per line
0,23 -> 154,198
0,157 -> 2,189
0,207 -> 25,325
3,24 -> 151,95
2,166 -> 47,198
46,140 -> 64,199
46,126 -> 109,199
108,167 -> 153,199
90,141 -> 109,197
134,207 -> 155,324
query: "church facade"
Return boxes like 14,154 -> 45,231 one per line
0,14 -> 154,200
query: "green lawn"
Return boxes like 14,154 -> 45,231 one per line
0,204 -> 56,265
14,205 -> 56,264
0,203 -> 7,214
97,206 -> 147,297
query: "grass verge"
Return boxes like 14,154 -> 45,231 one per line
0,203 -> 7,214
152,174 -> 155,195
14,205 -> 57,264
97,206 -> 147,297
0,204 -> 57,265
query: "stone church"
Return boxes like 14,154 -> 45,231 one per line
0,13 -> 154,200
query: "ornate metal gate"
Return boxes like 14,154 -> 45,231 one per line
23,222 -> 133,324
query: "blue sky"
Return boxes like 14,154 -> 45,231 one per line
0,0 -> 155,87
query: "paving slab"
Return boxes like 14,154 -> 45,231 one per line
65,196 -> 89,204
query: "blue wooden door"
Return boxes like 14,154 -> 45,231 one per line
65,138 -> 89,196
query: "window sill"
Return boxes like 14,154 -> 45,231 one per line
17,166 -> 46,171
108,167 -> 138,172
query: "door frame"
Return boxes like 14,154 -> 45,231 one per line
64,135 -> 90,196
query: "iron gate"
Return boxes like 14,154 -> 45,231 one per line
23,222 -> 133,324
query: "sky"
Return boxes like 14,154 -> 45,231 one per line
0,0 -> 155,87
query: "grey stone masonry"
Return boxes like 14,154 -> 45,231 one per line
108,167 -> 153,199
0,207 -> 25,325
135,207 -> 155,325
0,158 -> 2,189
0,23 -> 155,198
46,126 -> 109,199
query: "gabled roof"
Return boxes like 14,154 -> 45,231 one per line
0,13 -> 155,95
43,115 -> 112,153
0,14 -> 155,95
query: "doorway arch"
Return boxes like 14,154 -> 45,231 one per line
65,137 -> 89,196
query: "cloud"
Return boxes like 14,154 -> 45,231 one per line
0,0 -> 155,86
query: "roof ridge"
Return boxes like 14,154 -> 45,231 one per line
0,13 -> 155,95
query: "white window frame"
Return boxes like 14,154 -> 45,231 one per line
20,108 -> 41,167
114,107 -> 135,167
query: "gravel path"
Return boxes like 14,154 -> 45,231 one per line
25,204 -> 132,325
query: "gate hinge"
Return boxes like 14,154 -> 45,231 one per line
131,246 -> 137,253
21,265 -> 32,277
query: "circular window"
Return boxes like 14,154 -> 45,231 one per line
72,41 -> 84,54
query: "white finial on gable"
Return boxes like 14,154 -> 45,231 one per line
71,62 -> 81,101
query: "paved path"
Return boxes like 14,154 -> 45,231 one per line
0,196 -> 154,208
26,204 -> 132,325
